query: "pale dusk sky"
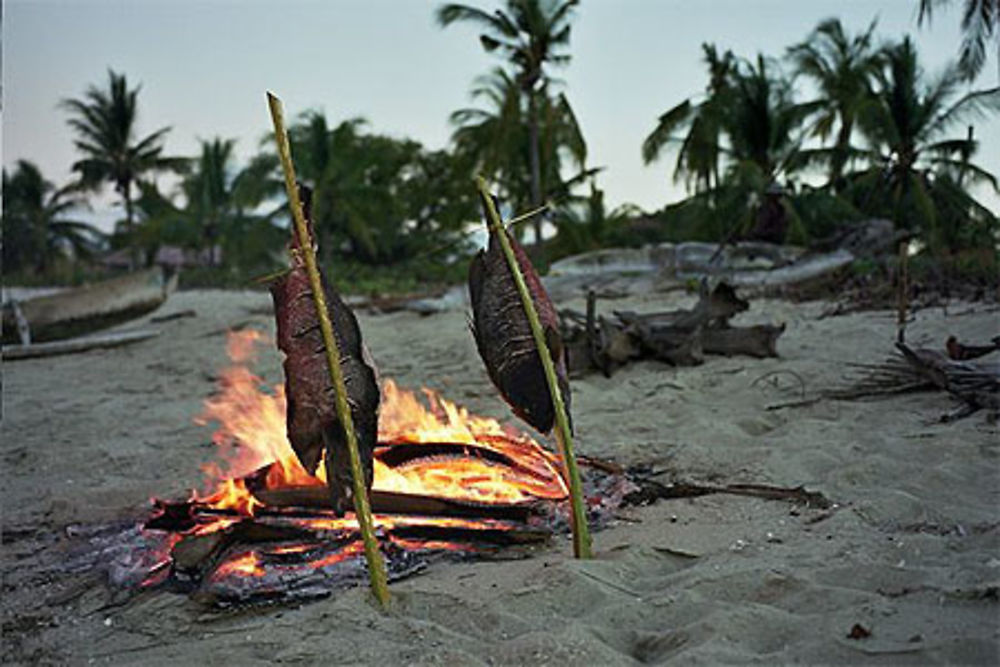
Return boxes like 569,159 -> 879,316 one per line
3,0 -> 997,231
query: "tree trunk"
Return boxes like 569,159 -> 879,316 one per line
526,87 -> 544,246
123,180 -> 137,271
831,118 -> 852,191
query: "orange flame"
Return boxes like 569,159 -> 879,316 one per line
193,331 -> 567,515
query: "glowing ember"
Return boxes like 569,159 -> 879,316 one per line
211,551 -> 264,579
193,331 -> 568,515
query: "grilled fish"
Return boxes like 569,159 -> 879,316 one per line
468,193 -> 571,434
270,185 -> 380,516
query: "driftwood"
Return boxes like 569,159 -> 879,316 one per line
561,282 -> 784,376
946,335 -> 1000,361
2,329 -> 160,361
771,339 -> 999,421
703,324 -> 786,358
895,342 -> 999,419
150,309 -> 197,323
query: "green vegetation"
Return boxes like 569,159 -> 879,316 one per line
643,18 -> 998,281
2,5 -> 996,293
2,161 -> 103,277
61,70 -> 188,269
439,0 -> 582,247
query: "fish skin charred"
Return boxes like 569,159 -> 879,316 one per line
269,190 -> 379,517
469,223 -> 572,435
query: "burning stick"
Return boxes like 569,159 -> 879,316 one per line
472,178 -> 592,558
267,92 -> 390,606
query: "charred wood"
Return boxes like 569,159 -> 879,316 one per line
250,486 -> 537,523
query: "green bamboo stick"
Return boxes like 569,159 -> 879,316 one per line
267,92 -> 390,606
476,177 -> 592,559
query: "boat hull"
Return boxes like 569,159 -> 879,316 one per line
2,268 -> 173,344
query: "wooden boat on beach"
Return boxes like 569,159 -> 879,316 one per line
2,267 -> 175,345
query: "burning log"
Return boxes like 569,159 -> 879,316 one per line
252,486 -> 536,523
171,519 -> 316,577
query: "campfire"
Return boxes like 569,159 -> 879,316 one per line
103,331 -> 632,606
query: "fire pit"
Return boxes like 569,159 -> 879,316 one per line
62,330 -> 831,608
86,332 -> 634,607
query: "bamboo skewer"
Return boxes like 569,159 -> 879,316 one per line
267,92 -> 390,606
476,177 -> 592,559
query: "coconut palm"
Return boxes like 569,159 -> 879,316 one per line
285,113 -> 382,262
788,18 -> 884,189
452,67 -> 590,228
550,181 -> 640,257
451,68 -> 527,209
438,0 -> 579,243
183,138 -> 239,264
647,53 -> 820,243
918,0 -> 999,81
642,44 -> 737,194
179,138 -> 285,269
62,70 -> 186,268
2,160 -> 103,275
852,36 -> 999,250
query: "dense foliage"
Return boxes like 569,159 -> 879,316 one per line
2,6 -> 996,290
643,18 -> 998,275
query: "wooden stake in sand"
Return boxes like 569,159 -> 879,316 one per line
897,239 -> 909,344
476,177 -> 592,559
267,92 -> 390,606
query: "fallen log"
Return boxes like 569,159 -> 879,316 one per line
946,335 -> 1000,361
150,309 -> 197,323
560,282 -> 784,375
2,329 -> 160,361
702,324 -> 785,358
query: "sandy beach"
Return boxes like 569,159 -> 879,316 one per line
2,286 -> 998,665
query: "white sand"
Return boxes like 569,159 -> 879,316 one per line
2,287 -> 998,664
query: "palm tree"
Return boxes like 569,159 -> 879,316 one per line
852,37 -> 999,250
451,68 -> 534,218
788,18 -> 883,189
2,160 -> 103,275
62,70 -> 186,269
723,56 -> 816,181
285,113 -> 380,261
551,180 -> 640,257
643,44 -> 737,194
918,0 -> 999,81
647,53 -> 818,243
180,138 -> 287,269
184,138 -> 238,264
438,0 -> 579,242
452,67 -> 591,234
